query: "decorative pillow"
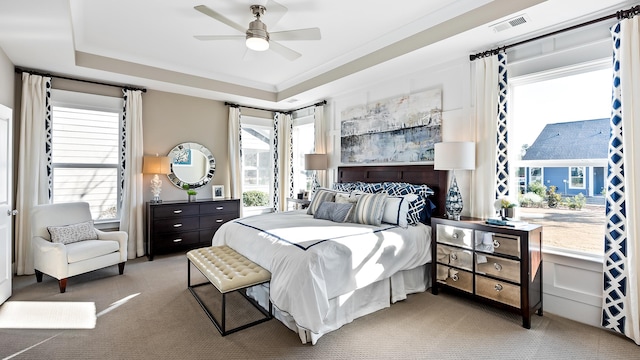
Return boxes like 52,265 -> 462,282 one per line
383,182 -> 434,225
352,193 -> 387,226
382,196 -> 409,228
307,189 -> 336,215
332,182 -> 360,192
355,182 -> 385,194
314,202 -> 354,223
47,220 -> 97,245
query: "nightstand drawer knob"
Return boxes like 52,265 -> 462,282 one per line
173,223 -> 183,228
494,263 -> 503,271
451,273 -> 459,281
493,239 -> 501,248
495,283 -> 503,292
452,232 -> 459,239
450,253 -> 458,261
173,209 -> 183,214
216,206 -> 224,210
173,238 -> 182,243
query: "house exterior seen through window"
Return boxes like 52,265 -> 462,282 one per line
241,117 -> 273,210
50,91 -> 122,221
510,63 -> 610,257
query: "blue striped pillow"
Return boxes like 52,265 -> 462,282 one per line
352,193 -> 387,226
307,189 -> 336,215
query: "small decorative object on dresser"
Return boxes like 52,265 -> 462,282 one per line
212,185 -> 224,199
433,142 -> 476,220
431,216 -> 543,328
146,199 -> 240,260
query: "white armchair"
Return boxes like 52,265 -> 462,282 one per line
31,202 -> 128,293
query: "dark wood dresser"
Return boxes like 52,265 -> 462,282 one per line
146,199 -> 240,260
431,217 -> 543,328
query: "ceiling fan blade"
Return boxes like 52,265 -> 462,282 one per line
194,5 -> 245,34
265,0 -> 287,26
194,35 -> 244,41
269,41 -> 301,61
270,28 -> 321,41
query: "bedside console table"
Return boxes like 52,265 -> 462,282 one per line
146,199 -> 240,261
286,197 -> 310,210
431,217 -> 543,328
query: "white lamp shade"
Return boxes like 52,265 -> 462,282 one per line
246,36 -> 269,51
434,142 -> 476,170
143,156 -> 171,174
304,153 -> 328,170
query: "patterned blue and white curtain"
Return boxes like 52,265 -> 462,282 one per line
471,53 -> 508,219
119,89 -> 145,258
15,73 -> 52,275
272,112 -> 293,212
496,54 -> 509,199
602,11 -> 640,345
311,104 -> 326,197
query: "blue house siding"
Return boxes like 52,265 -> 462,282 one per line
524,166 -> 605,197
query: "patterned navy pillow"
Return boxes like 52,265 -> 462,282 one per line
383,182 -> 435,225
332,182 -> 360,192
355,182 -> 384,193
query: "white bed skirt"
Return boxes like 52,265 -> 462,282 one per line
247,263 -> 432,345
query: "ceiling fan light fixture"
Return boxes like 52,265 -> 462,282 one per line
246,35 -> 269,51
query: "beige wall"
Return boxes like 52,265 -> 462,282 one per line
143,90 -> 228,202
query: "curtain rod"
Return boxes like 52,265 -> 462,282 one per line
225,100 -> 327,114
15,67 -> 147,93
470,4 -> 640,61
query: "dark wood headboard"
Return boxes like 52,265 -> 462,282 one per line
337,165 -> 448,218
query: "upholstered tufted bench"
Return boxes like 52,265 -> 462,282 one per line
187,245 -> 272,336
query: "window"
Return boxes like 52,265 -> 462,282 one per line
510,63 -> 610,256
50,90 -> 122,221
241,116 -> 273,209
529,167 -> 542,186
292,115 -> 315,194
569,166 -> 585,189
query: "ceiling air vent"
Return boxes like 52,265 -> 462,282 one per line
490,14 -> 530,33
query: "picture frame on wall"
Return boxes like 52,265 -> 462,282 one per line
212,185 -> 224,199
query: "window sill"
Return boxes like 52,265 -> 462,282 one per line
94,219 -> 120,231
542,245 -> 603,264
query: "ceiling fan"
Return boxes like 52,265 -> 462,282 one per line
193,2 -> 321,61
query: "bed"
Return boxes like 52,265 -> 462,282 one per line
211,165 -> 448,344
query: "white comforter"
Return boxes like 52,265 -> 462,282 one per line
211,210 -> 432,336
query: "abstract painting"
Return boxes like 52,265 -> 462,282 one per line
340,88 -> 442,163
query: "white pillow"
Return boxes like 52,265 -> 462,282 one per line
382,196 -> 410,228
47,220 -> 97,245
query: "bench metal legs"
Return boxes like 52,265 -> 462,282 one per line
187,259 -> 272,336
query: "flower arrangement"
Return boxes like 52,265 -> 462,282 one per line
500,198 -> 517,209
495,197 -> 518,220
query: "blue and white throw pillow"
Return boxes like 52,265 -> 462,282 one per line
314,202 -> 354,223
382,196 -> 410,228
47,220 -> 98,245
307,189 -> 337,215
383,182 -> 434,225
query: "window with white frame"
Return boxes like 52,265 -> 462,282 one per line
50,90 -> 122,221
569,166 -> 586,189
529,167 -> 542,185
241,116 -> 273,209
510,62 -> 610,256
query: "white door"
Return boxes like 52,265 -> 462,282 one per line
0,104 -> 13,304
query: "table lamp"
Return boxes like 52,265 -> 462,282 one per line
304,153 -> 327,196
143,155 -> 171,203
434,142 -> 476,220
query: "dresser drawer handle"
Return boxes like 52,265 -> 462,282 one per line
173,209 -> 183,214
452,232 -> 459,239
494,283 -> 503,292
216,219 -> 224,223
216,206 -> 224,210
173,238 -> 182,243
494,263 -> 502,271
173,223 -> 183,228
450,253 -> 458,261
451,273 -> 459,281
493,239 -> 501,248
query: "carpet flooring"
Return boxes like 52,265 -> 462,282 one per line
0,253 -> 637,360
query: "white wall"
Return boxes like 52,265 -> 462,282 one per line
324,21 -> 615,328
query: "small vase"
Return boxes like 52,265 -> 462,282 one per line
188,194 -> 196,202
